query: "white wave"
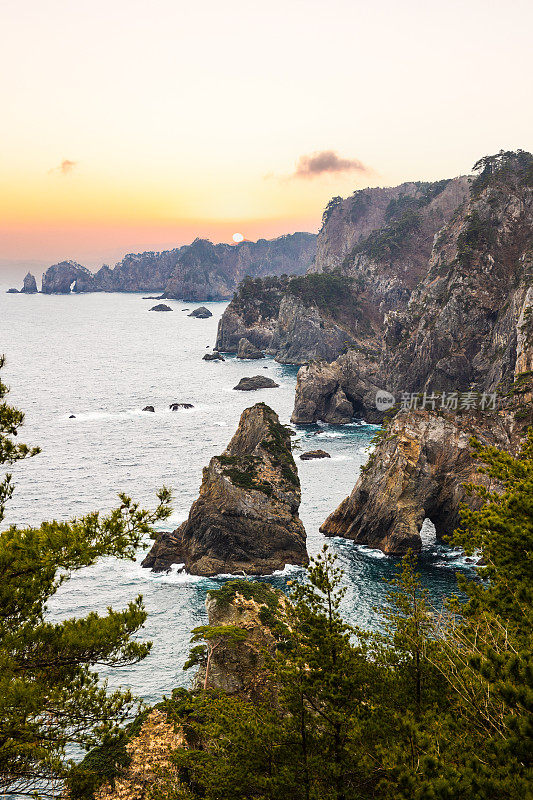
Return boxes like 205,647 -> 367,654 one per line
357,545 -> 389,559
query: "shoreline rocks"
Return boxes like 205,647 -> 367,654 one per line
142,402 -> 308,575
188,306 -> 212,318
203,351 -> 225,361
237,337 -> 265,360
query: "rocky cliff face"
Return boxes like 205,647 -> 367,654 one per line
320,405 -> 527,554
20,272 -> 38,293
313,177 -> 470,277
41,260 -> 95,294
142,403 -> 308,575
291,151 -> 533,424
38,233 -> 315,297
194,580 -> 286,697
163,233 -> 315,301
216,178 -> 469,365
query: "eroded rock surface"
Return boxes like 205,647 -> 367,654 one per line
320,408 -> 519,554
142,403 -> 308,575
21,272 -> 38,293
233,376 -> 279,391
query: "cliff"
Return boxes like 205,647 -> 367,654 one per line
39,232 -> 315,298
215,177 -> 469,365
320,407 -> 517,553
142,403 -> 308,575
291,150 -> 533,423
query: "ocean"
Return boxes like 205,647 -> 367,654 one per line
1,289 -> 468,704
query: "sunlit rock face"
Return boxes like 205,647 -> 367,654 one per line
142,403 -> 308,576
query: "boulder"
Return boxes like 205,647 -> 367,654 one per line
69,414 -> 76,419
299,449 -> 331,460
142,405 -> 155,412
149,303 -> 173,311
169,403 -> 194,410
237,337 -> 265,360
142,403 -> 308,575
6,288 -> 18,293
188,306 -> 212,318
203,352 -> 225,361
233,376 -> 279,391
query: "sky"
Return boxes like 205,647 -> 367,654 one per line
1,0 -> 532,276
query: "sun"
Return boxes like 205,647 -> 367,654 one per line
232,232 -> 244,243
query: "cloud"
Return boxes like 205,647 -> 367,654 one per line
292,150 -> 370,179
49,159 -> 77,176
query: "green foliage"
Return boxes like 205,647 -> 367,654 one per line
471,149 -> 533,196
456,210 -> 496,265
321,196 -> 343,227
0,355 -> 173,798
351,209 -> 422,262
287,273 -> 354,312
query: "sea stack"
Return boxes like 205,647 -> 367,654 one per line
142,403 -> 308,575
21,272 -> 38,293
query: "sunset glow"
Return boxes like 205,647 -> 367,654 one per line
2,0 -> 532,271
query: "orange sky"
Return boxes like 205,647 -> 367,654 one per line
1,0 -> 532,271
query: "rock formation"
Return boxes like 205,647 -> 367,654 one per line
194,580 -> 287,696
233,376 -> 279,391
37,232 -> 316,298
237,337 -> 265,359
142,405 -> 155,412
6,288 -> 18,293
291,150 -> 533,423
299,449 -> 331,460
215,178 -> 469,364
320,407 -> 522,554
142,403 -> 308,575
149,303 -> 172,311
188,306 -> 212,318
203,351 -> 225,361
41,260 -> 95,294
21,272 -> 38,293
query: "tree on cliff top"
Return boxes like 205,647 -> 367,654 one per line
0,355 -> 172,797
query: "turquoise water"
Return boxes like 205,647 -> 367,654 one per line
0,289 -> 466,704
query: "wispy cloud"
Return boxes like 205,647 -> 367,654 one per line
49,159 -> 77,176
292,150 -> 370,179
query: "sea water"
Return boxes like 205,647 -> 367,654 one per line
1,289 -> 468,703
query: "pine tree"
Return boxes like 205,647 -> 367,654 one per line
0,356 -> 172,797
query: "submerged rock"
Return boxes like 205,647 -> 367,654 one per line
203,351 -> 225,361
236,337 -> 265,360
169,402 -> 194,410
299,449 -> 331,460
188,306 -> 212,318
142,405 -> 155,412
149,303 -> 172,311
142,403 -> 308,575
233,376 -> 279,391
6,288 -> 18,293
69,414 -> 76,419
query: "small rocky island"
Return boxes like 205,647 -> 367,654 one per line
188,306 -> 212,318
233,376 -> 279,391
149,303 -> 172,311
142,403 -> 308,575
